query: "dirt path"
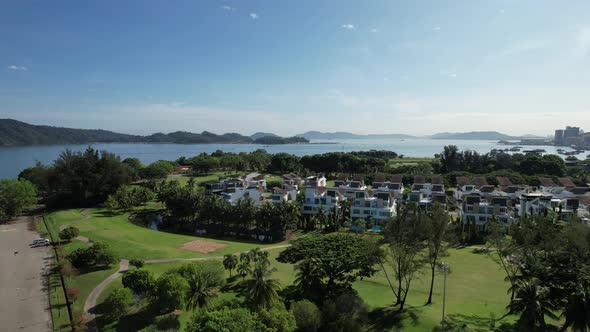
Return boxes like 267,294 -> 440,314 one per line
59,209 -> 94,244
84,259 -> 129,332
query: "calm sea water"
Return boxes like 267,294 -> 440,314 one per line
0,139 -> 572,179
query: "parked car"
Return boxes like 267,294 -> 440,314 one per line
31,239 -> 51,247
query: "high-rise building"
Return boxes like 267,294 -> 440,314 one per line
554,129 -> 564,146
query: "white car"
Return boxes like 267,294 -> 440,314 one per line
31,239 -> 51,247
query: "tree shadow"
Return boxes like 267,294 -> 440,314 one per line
446,313 -> 497,331
367,306 -> 421,331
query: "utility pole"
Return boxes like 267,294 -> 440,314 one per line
441,262 -> 450,330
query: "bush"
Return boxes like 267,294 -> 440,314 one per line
292,300 -> 322,332
257,303 -> 297,332
68,241 -> 118,268
186,307 -> 260,332
103,288 -> 132,321
322,292 -> 369,332
0,178 -> 37,218
129,258 -> 145,269
122,269 -> 155,296
59,226 -> 80,242
150,273 -> 189,313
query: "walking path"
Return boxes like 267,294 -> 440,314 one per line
84,259 -> 129,332
59,209 -> 93,244
58,208 -> 292,331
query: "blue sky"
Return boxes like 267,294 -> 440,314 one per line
1,0 -> 590,136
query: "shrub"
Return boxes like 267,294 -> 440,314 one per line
129,258 -> 145,269
292,300 -> 322,332
103,288 -> 133,321
150,273 -> 189,313
59,226 -> 80,242
122,269 -> 155,296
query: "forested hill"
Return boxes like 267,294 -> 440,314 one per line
0,119 -> 302,146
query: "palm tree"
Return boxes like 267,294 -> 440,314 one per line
244,261 -> 280,308
222,254 -> 238,278
561,285 -> 590,332
237,261 -> 251,281
294,259 -> 324,299
507,279 -> 558,331
185,274 -> 216,310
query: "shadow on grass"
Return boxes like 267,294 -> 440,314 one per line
94,300 -> 165,332
366,306 -> 421,332
77,264 -> 113,275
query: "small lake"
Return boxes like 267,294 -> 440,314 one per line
0,138 -> 574,179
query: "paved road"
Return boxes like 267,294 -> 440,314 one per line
0,217 -> 52,332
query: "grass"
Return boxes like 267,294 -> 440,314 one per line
390,157 -> 434,164
48,268 -> 71,332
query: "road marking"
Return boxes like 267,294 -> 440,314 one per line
1,228 -> 17,232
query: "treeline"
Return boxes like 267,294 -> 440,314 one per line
150,180 -> 301,242
19,148 -> 134,207
487,215 -> 590,331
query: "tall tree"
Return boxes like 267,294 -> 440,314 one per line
0,178 -> 37,218
277,233 -> 383,297
425,204 -> 449,305
244,259 -> 280,308
223,254 -> 238,278
380,205 -> 425,311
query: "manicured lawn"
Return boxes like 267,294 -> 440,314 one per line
48,207 -> 288,261
389,157 -> 434,164
48,269 -> 71,332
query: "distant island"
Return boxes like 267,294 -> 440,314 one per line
429,131 -> 528,141
0,119 -> 543,146
0,119 -> 308,146
296,131 -> 417,140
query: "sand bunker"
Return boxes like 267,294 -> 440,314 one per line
180,240 -> 227,253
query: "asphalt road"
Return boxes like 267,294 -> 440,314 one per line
0,216 -> 52,332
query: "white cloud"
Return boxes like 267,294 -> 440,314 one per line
221,5 -> 235,11
341,24 -> 355,30
8,65 -> 27,71
370,28 -> 378,33
249,13 -> 258,20
489,40 -> 549,59
433,26 -> 441,31
448,73 -> 457,78
499,8 -> 505,14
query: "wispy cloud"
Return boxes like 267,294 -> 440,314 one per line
433,26 -> 441,31
8,65 -> 27,71
370,28 -> 378,33
448,73 -> 457,78
249,12 -> 258,20
341,24 -> 355,30
489,39 -> 550,59
221,5 -> 235,11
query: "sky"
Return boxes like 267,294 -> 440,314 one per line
1,0 -> 590,136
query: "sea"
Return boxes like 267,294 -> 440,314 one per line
0,138 -> 578,179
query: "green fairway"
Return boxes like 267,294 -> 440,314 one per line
93,246 -> 514,331
47,208 -> 288,261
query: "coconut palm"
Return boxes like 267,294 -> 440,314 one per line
507,279 -> 558,331
222,254 -> 238,278
237,261 -> 251,281
294,259 -> 324,299
185,273 -> 216,310
561,285 -> 590,332
244,261 -> 280,308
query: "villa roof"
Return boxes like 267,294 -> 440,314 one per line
504,185 -> 521,194
390,175 -> 403,183
273,187 -> 287,195
431,176 -> 443,185
284,184 -> 296,191
571,187 -> 590,195
316,186 -> 327,195
282,173 -> 299,180
480,185 -> 496,193
473,177 -> 488,187
558,177 -> 576,189
456,176 -> 471,187
414,175 -> 426,184
352,174 -> 365,182
374,174 -> 387,183
496,176 -> 513,187
539,177 -> 558,187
